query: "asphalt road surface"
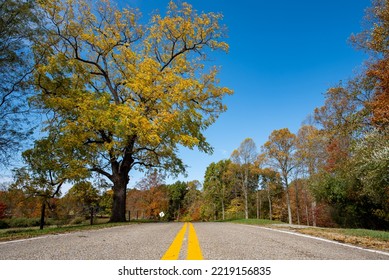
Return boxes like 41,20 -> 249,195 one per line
0,222 -> 388,260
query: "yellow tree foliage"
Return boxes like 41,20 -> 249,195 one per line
32,0 -> 232,222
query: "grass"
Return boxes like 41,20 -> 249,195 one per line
0,218 -> 157,242
342,228 -> 389,241
295,227 -> 389,251
228,218 -> 285,225
224,218 -> 389,252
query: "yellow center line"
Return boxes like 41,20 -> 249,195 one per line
161,223 -> 188,260
187,223 -> 203,260
161,222 -> 204,260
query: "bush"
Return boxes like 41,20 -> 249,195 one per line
0,219 -> 10,229
7,218 -> 41,228
69,217 -> 85,225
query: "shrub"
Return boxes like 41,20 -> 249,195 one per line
69,217 -> 85,225
7,218 -> 41,228
0,219 -> 10,229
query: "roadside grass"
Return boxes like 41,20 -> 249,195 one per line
226,218 -> 285,225
225,218 -> 388,252
0,218 -> 157,242
295,227 -> 389,251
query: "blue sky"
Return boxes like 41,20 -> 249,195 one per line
123,0 -> 371,187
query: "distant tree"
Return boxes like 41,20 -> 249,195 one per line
262,128 -> 297,224
295,125 -> 327,226
166,181 -> 187,221
258,167 -> 281,221
231,138 -> 259,219
203,159 -> 232,220
129,171 -> 168,220
183,180 -> 202,221
67,181 -> 99,225
32,0 -> 232,222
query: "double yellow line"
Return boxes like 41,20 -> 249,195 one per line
161,222 -> 203,260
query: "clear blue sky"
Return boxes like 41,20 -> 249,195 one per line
123,0 -> 371,187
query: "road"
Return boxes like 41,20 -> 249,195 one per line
0,222 -> 388,260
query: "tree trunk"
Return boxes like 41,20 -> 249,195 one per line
40,199 -> 46,230
304,189 -> 310,226
267,189 -> 272,220
244,189 -> 248,219
221,184 -> 225,220
110,176 -> 128,222
221,198 -> 225,220
90,207 -> 94,225
285,188 -> 292,224
256,191 -> 259,219
243,175 -> 249,219
312,200 -> 317,227
295,181 -> 300,225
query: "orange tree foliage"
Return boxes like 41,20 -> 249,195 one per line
367,59 -> 389,129
126,171 -> 168,220
351,0 -> 389,130
0,201 -> 6,219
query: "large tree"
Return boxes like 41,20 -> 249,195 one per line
32,0 -> 232,222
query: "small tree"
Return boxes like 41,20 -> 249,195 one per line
67,181 -> 99,225
13,135 -> 87,229
203,159 -> 232,220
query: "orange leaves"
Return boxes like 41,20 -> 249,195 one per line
367,58 -> 389,130
263,128 -> 296,165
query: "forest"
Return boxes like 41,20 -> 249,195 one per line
0,0 -> 388,231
